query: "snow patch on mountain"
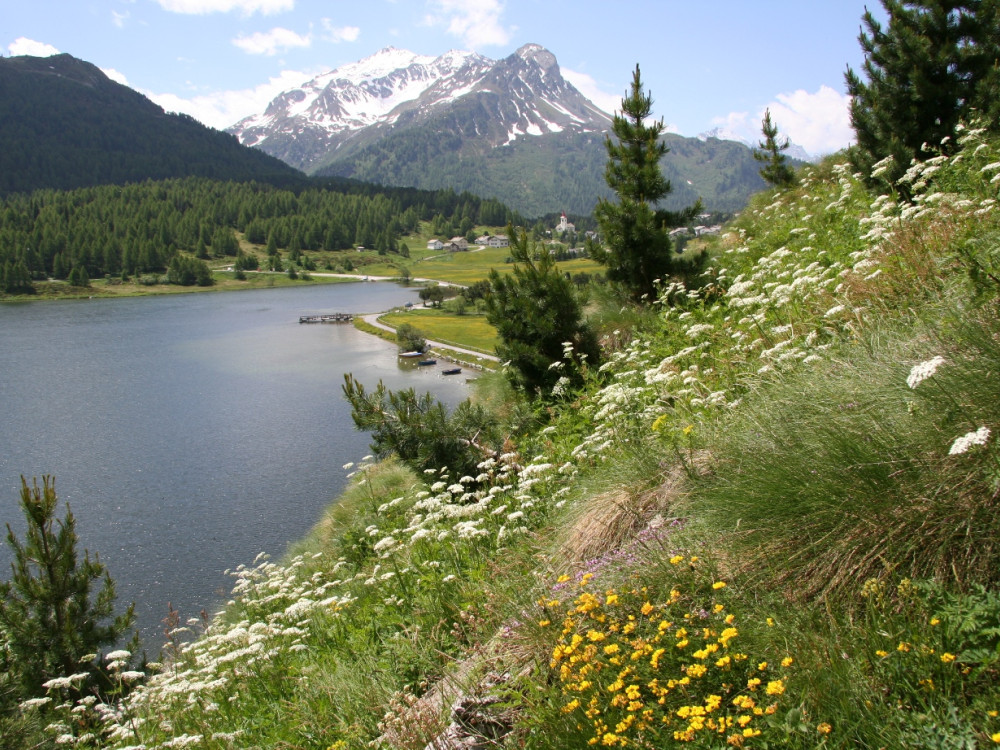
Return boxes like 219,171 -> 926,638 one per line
228,43 -> 612,173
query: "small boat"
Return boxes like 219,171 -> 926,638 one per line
418,359 -> 437,366
442,367 -> 462,375
399,351 -> 423,358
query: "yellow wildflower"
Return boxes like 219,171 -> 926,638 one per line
765,680 -> 785,696
713,581 -> 727,590
940,653 -> 956,663
781,657 -> 794,667
817,722 -> 832,735
897,642 -> 911,652
686,664 -> 708,678
539,619 -> 551,627
930,617 -> 941,626
669,555 -> 684,565
641,601 -> 655,616
875,650 -> 889,658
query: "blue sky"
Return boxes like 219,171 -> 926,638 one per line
4,0 -> 886,156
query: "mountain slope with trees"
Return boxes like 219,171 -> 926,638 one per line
0,176 -> 521,294
0,54 -> 303,196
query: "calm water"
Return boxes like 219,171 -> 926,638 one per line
0,283 -> 468,650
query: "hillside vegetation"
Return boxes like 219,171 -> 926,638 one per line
9,119 -> 1000,747
0,54 -> 302,196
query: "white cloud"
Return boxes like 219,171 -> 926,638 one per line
424,0 -> 511,48
145,68 -> 317,130
102,68 -> 130,86
111,10 -> 130,28
712,85 -> 854,157
321,20 -> 360,44
233,27 -> 311,55
561,68 -> 619,116
7,37 -> 60,57
153,0 -> 293,15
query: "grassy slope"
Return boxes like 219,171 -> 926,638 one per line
378,309 -> 498,354
13,129 -> 1000,748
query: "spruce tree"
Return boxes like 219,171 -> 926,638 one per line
484,226 -> 599,395
593,65 -> 702,300
0,477 -> 135,697
753,109 -> 797,188
846,1 -> 1000,189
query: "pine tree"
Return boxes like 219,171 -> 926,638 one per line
593,65 -> 702,300
484,226 -> 599,396
846,0 -> 1000,188
0,477 -> 135,697
753,109 -> 797,188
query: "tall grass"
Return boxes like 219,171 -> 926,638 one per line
690,306 -> 1000,601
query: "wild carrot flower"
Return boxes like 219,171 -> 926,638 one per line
948,426 -> 991,455
906,356 -> 946,388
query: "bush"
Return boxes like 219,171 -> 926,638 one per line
395,323 -> 426,353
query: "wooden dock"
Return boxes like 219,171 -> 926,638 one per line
299,313 -> 354,324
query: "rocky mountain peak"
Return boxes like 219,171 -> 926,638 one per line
227,44 -> 608,173
514,43 -> 557,71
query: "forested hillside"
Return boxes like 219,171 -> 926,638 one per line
0,54 -> 302,196
0,177 -> 520,292
314,125 -> 773,216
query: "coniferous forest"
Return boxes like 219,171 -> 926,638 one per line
0,177 -> 520,292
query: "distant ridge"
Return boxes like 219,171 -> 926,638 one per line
0,53 -> 303,196
228,44 -> 774,215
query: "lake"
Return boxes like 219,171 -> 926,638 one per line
0,283 -> 469,651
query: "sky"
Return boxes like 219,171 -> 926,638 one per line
3,0 -> 887,158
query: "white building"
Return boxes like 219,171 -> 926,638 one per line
488,234 -> 509,248
556,212 -> 575,234
427,239 -> 444,251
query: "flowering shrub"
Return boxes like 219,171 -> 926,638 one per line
536,559 -> 809,748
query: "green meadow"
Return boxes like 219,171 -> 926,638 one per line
11,132 -> 1000,749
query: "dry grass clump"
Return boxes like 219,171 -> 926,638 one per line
557,456 -> 705,566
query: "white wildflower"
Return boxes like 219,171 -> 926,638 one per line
906,356 -> 946,388
948,426 -> 991,455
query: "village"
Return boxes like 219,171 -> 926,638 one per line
425,210 -> 723,256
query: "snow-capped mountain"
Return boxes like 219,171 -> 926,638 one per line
228,43 -> 611,174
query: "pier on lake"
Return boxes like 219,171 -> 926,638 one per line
299,313 -> 355,324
